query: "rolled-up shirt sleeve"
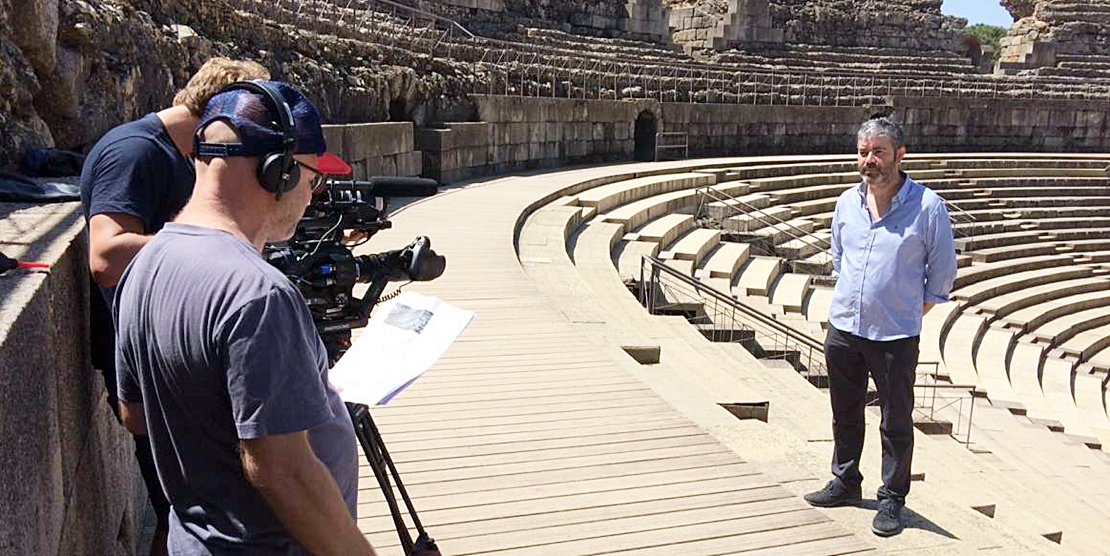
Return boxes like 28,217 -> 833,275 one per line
924,201 -> 958,304
830,198 -> 843,279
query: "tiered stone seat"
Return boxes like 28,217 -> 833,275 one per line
574,172 -> 719,214
694,242 -> 751,281
522,154 -> 1110,463
734,256 -> 784,297
244,0 -> 1110,108
507,154 -> 1110,553
711,44 -> 981,78
976,276 -> 1110,320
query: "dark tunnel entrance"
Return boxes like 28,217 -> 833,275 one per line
634,110 -> 657,162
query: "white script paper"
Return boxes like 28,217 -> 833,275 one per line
329,291 -> 474,405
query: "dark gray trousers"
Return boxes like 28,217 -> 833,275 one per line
824,325 -> 919,502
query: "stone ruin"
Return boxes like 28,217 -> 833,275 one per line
5,0 -> 1110,173
997,0 -> 1110,76
664,0 -> 782,53
769,0 -> 965,52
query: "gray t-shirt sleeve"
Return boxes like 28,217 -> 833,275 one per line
221,286 -> 334,440
115,339 -> 142,405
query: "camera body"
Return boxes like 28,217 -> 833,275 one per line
265,177 -> 444,361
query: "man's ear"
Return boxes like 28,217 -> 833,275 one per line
895,146 -> 907,163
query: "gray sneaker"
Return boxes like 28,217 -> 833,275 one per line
872,498 -> 905,537
803,480 -> 862,507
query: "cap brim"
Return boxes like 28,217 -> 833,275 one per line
317,152 -> 351,176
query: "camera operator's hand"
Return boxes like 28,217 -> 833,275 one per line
341,230 -> 369,245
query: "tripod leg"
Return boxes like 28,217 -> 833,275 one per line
360,407 -> 441,556
348,403 -> 417,554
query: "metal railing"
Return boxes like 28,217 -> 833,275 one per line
639,255 -> 979,447
655,132 -> 689,161
696,186 -> 833,272
639,255 -> 828,383
913,363 -> 978,447
944,199 -> 981,239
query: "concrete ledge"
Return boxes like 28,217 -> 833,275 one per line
0,202 -> 142,556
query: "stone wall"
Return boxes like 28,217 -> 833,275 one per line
896,96 -> 1110,153
768,0 -> 965,52
621,0 -> 670,39
413,0 -> 669,40
322,122 -> 422,179
0,202 -> 143,556
662,102 -> 868,156
667,0 -> 782,52
414,94 -> 1110,183
416,96 -> 656,184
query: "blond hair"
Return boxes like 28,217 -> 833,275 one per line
172,57 -> 270,116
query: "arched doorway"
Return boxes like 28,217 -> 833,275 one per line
634,110 -> 657,162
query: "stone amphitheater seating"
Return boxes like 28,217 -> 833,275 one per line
554,154 -> 1110,455
511,152 -> 1110,553
713,46 -> 981,77
244,0 -> 1110,110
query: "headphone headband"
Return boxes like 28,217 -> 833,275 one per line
218,81 -> 298,154
194,80 -> 302,196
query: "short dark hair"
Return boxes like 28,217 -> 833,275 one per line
857,117 -> 906,151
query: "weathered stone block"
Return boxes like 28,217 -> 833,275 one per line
509,123 -> 530,145
511,143 -> 530,162
445,123 -> 492,149
592,122 -> 606,141
341,122 -> 414,160
415,128 -> 447,151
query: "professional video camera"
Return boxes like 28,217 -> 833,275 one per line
265,176 -> 446,363
264,175 -> 446,556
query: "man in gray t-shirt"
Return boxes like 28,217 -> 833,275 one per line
114,80 -> 376,555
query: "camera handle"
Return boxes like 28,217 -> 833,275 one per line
347,402 -> 441,556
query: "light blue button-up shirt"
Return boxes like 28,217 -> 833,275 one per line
827,174 -> 958,341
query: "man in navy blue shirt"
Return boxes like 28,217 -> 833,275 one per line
114,80 -> 372,556
79,57 -> 269,556
804,117 -> 957,537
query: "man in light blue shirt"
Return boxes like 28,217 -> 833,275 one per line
804,117 -> 957,537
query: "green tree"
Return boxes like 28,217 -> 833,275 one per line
964,24 -> 1008,61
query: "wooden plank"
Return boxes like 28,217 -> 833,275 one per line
357,459 -> 766,518
381,422 -> 706,455
367,440 -> 733,479
358,473 -> 780,523
369,390 -> 665,417
370,404 -> 682,432
367,412 -> 687,440
359,451 -> 744,496
359,491 -> 803,542
443,508 -> 830,555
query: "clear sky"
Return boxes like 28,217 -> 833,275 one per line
941,0 -> 1014,27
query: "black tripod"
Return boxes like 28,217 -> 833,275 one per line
346,402 -> 441,556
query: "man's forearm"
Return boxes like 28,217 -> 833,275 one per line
90,232 -> 151,287
245,443 -> 375,556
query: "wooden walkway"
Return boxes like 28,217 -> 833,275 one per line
349,161 -> 879,555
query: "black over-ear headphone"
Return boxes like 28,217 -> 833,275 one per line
194,81 -> 301,196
